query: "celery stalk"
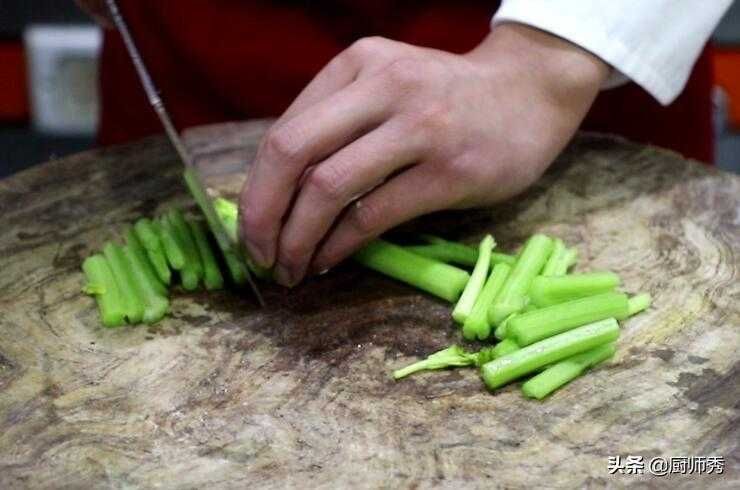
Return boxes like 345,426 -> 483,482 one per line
529,272 -> 620,307
490,338 -> 520,358
134,218 -> 171,285
480,318 -> 620,390
627,293 -> 652,316
156,217 -> 186,271
122,244 -> 169,324
462,263 -> 511,340
353,239 -> 470,303
188,218 -> 224,291
452,235 -> 495,324
521,343 -> 616,399
489,234 -> 554,325
541,238 -> 566,276
126,229 -> 167,297
82,254 -> 126,327
103,242 -> 145,324
509,292 -> 629,346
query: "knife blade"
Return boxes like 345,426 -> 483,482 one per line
105,0 -> 264,306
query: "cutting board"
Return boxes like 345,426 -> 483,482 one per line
0,121 -> 738,488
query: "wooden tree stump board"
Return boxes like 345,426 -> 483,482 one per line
0,122 -> 738,489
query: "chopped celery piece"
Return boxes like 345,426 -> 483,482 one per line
223,249 -> 249,286
627,293 -> 652,316
188,218 -> 224,291
156,217 -> 186,270
529,272 -> 620,307
353,239 -> 470,303
480,318 -> 620,390
541,238 -> 566,276
521,343 -> 616,399
462,263 -> 511,340
213,197 -> 239,243
452,235 -> 495,324
126,229 -> 167,297
168,209 -> 204,280
213,197 -> 272,279
134,218 -> 171,285
493,313 -> 517,340
509,292 -> 629,346
489,234 -> 554,325
405,244 -> 477,267
82,254 -> 126,327
122,244 -> 169,324
103,242 -> 145,324
549,247 -> 578,276
490,338 -> 520,358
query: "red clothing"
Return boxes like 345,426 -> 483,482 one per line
100,0 -> 714,162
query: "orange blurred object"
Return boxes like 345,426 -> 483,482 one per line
714,47 -> 740,129
0,42 -> 29,121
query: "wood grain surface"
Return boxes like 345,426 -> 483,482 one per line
0,122 -> 738,489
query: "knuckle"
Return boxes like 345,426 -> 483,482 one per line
347,200 -> 383,236
305,164 -> 348,202
261,126 -> 302,165
384,58 -> 426,89
414,102 -> 453,135
346,36 -> 387,60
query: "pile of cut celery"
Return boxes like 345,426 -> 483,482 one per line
81,206 -> 252,327
358,234 -> 651,399
81,197 -> 650,399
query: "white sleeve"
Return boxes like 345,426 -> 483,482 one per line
492,0 -> 733,105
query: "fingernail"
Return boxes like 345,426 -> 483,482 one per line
274,264 -> 295,287
244,240 -> 269,268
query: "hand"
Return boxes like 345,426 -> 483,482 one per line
239,24 -> 609,287
74,0 -> 113,28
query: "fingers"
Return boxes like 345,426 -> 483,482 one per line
279,36 -> 398,121
273,119 -> 425,286
239,73 -> 394,269
312,164 -> 460,273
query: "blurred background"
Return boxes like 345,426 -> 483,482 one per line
1,1 -> 739,178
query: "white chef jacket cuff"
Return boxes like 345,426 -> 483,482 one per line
492,2 -> 695,106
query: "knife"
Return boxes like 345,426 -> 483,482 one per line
105,0 -> 264,306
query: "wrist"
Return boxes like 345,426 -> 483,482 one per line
466,23 -> 610,109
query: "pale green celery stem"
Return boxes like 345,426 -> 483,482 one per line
541,238 -> 565,276
462,263 -> 511,341
452,235 -> 495,324
494,313 -> 517,340
489,234 -> 554,326
103,242 -> 145,324
521,343 -> 616,399
214,197 -> 271,279
529,272 -> 620,307
126,229 -> 168,297
627,293 -> 652,316
168,209 -> 204,279
509,292 -> 629,346
156,218 -> 186,270
188,218 -> 225,291
491,338 -> 520,358
82,254 -> 126,327
405,244 -> 478,267
353,239 -> 470,303
551,248 -> 578,276
480,318 -> 620,390
123,244 -> 169,324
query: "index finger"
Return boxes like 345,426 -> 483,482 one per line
239,74 -> 393,268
